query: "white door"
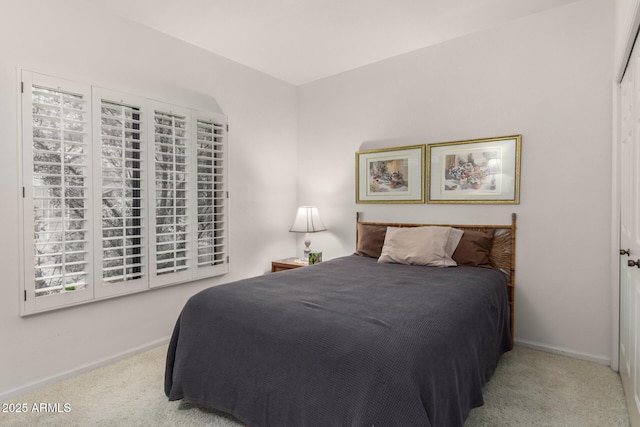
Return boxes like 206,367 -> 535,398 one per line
619,36 -> 640,427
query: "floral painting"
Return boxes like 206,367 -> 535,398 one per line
427,135 -> 521,204
443,149 -> 501,193
369,158 -> 409,193
356,145 -> 425,203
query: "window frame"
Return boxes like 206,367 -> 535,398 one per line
19,70 -> 229,315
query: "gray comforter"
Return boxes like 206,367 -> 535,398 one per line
165,255 -> 512,427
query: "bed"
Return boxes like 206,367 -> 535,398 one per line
165,213 -> 516,426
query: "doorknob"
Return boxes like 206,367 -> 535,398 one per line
628,259 -> 640,268
621,249 -> 631,256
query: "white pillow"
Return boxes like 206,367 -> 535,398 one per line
377,226 -> 458,267
446,228 -> 464,257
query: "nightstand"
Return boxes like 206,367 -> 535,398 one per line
271,257 -> 309,272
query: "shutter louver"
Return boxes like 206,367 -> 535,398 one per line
153,110 -> 189,277
196,118 -> 227,271
99,99 -> 145,285
31,86 -> 91,297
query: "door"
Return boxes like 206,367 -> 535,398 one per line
619,36 -> 640,427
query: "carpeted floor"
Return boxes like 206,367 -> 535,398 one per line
0,345 -> 629,426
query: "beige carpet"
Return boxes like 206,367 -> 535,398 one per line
0,345 -> 629,427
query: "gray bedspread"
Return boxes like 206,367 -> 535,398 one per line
165,255 -> 512,427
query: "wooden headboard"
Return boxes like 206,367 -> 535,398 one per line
356,213 -> 516,340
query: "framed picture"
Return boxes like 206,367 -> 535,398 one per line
356,145 -> 425,204
427,135 -> 521,204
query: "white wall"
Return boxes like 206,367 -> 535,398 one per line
615,0 -> 640,79
297,0 -> 614,363
0,0 -> 298,398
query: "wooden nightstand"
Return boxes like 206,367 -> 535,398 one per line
271,257 -> 309,272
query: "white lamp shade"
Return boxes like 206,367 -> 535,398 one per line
289,206 -> 327,233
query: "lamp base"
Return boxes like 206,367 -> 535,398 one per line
303,233 -> 311,259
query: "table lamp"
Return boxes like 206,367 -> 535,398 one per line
289,206 -> 327,258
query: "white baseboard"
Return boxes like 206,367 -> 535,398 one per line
515,338 -> 612,367
0,336 -> 171,402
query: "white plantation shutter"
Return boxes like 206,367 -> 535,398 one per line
21,71 -> 94,313
20,71 -> 229,314
148,103 -> 192,287
93,90 -> 147,298
195,114 -> 228,278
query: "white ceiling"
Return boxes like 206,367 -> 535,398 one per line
85,0 -> 581,86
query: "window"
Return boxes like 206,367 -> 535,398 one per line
149,103 -> 192,287
20,71 -> 228,314
22,73 -> 94,313
194,116 -> 227,278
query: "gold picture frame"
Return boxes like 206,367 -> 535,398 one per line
427,135 -> 521,204
356,145 -> 425,204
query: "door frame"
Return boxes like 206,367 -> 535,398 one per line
613,1 -> 640,374
612,80 -> 620,373
614,4 -> 640,426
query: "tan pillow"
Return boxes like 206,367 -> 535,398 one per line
452,230 -> 494,267
378,226 -> 457,267
354,223 -> 387,258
